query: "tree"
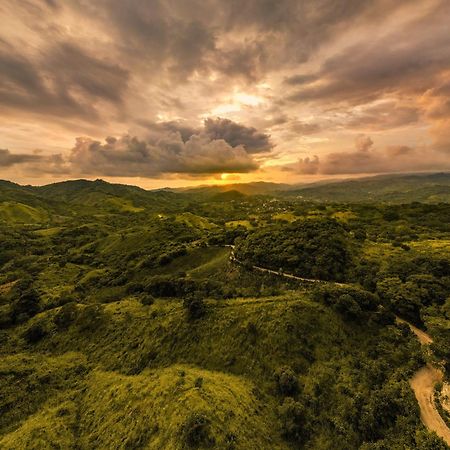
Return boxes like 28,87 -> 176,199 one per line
181,412 -> 213,447
183,296 -> 206,320
11,288 -> 40,323
53,302 -> 78,330
22,322 -> 47,343
275,366 -> 298,396
278,397 -> 306,442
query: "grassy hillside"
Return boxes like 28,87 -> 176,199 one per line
282,173 -> 450,203
1,177 -> 450,448
0,202 -> 49,224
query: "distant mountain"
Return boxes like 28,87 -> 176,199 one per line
170,181 -> 292,197
281,172 -> 450,203
0,178 -> 187,221
209,190 -> 247,202
1,172 -> 450,224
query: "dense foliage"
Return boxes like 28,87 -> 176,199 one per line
0,178 -> 449,449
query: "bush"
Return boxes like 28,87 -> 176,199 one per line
181,412 -> 214,447
22,322 -> 47,343
75,304 -> 105,332
334,294 -> 362,319
10,288 -> 40,323
278,397 -> 306,442
183,296 -> 206,320
126,282 -> 145,294
275,366 -> 298,396
53,302 -> 78,330
0,306 -> 12,329
140,295 -> 155,306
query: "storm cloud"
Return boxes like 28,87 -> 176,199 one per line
65,134 -> 259,177
204,118 -> 273,153
291,136 -> 450,175
0,149 -> 41,167
1,0 -> 450,183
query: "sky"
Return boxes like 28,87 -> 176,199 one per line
1,0 -> 450,188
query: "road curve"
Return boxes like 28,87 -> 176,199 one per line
227,247 -> 449,443
398,318 -> 450,446
410,365 -> 450,445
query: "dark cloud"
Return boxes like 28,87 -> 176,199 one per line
346,102 -> 420,130
137,118 -> 273,153
64,134 -> 258,177
204,118 -> 273,153
0,39 -> 129,120
287,2 -> 450,106
291,136 -> 450,175
0,149 -> 41,167
3,116 -> 273,177
293,156 -> 320,175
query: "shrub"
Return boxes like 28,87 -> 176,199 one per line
183,296 -> 206,320
0,306 -> 12,329
278,397 -> 306,442
275,366 -> 298,396
22,322 -> 47,343
181,412 -> 214,447
334,294 -> 362,319
140,295 -> 155,306
75,304 -> 105,332
126,282 -> 145,294
53,302 -> 78,330
10,288 -> 40,323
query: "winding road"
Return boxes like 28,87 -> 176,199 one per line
227,245 -> 348,287
228,247 -> 450,444
397,318 -> 450,445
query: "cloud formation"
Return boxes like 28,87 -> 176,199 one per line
291,135 -> 450,175
1,0 -> 450,183
0,149 -> 41,167
65,134 -> 258,177
203,118 -> 273,153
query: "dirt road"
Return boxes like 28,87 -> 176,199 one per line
410,365 -> 450,445
229,247 -> 348,287
398,318 -> 450,445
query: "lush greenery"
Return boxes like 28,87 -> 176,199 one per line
1,176 -> 449,449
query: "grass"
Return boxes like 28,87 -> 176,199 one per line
331,211 -> 358,223
0,202 -> 48,224
151,246 -> 230,277
0,352 -> 88,436
77,365 -> 284,449
34,227 -> 62,237
0,400 -> 78,450
273,212 -> 298,222
225,220 -> 254,229
175,212 -> 218,230
3,291 -> 423,449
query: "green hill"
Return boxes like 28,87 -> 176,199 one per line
283,173 -> 450,203
0,202 -> 49,224
1,176 -> 450,448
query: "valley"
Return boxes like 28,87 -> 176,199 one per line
1,174 -> 450,449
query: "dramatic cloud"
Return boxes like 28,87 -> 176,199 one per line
1,0 -> 450,184
204,118 -> 273,153
291,135 -> 450,175
65,134 -> 258,177
0,149 -> 41,167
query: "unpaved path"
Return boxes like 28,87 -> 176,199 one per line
228,246 -> 450,442
228,247 -> 348,287
397,318 -> 450,445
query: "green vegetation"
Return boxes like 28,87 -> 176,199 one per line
1,176 -> 450,448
